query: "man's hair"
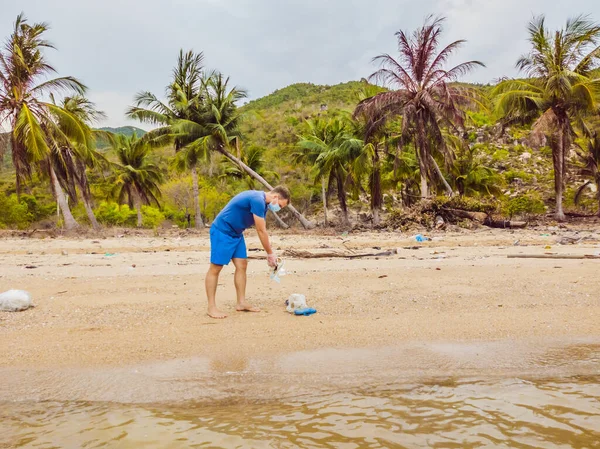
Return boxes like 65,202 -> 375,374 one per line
271,185 -> 291,202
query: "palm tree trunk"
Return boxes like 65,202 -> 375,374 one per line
134,188 -> 143,227
336,169 -> 350,226
552,119 -> 566,222
50,164 -> 79,230
371,146 -> 382,226
218,146 -> 314,229
83,195 -> 100,229
414,119 -> 428,200
15,174 -> 21,201
594,172 -> 600,217
269,210 -> 288,228
431,156 -> 453,196
321,177 -> 328,225
419,169 -> 429,199
10,134 -> 21,201
76,167 -> 100,229
191,165 -> 204,229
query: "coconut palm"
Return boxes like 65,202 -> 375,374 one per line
0,14 -> 89,229
294,118 -> 332,224
127,50 -> 206,227
355,16 -> 484,199
352,83 -> 389,225
0,14 -> 86,191
111,135 -> 163,227
51,95 -> 108,229
493,15 -> 600,221
171,136 -> 208,227
445,135 -> 504,197
296,116 -> 363,226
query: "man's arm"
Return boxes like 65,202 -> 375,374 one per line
254,215 -> 277,266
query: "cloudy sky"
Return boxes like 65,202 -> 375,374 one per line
1,0 -> 598,128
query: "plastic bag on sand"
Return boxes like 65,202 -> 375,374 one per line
270,259 -> 287,283
0,290 -> 33,312
286,294 -> 307,313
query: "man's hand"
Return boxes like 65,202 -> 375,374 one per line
267,253 -> 278,267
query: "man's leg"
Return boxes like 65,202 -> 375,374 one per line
206,263 -> 226,318
232,258 -> 260,312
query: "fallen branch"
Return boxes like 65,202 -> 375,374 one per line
443,208 -> 527,229
282,248 -> 397,259
507,254 -> 600,260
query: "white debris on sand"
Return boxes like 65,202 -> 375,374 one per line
0,290 -> 33,312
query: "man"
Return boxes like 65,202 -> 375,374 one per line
205,186 -> 291,318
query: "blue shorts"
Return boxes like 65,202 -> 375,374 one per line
209,226 -> 247,266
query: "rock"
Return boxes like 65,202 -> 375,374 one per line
61,250 -> 68,256
519,152 -> 532,161
0,290 -> 33,312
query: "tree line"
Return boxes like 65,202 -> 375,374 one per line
1,13 -> 599,230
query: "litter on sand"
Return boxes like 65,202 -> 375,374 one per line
286,293 -> 307,312
294,308 -> 317,316
0,290 -> 33,312
285,293 -> 317,316
270,258 -> 287,283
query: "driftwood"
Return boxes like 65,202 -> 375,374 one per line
443,208 -> 527,229
269,210 -> 289,229
507,254 -> 600,260
282,249 -> 397,259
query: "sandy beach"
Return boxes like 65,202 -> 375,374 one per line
1,226 -> 599,374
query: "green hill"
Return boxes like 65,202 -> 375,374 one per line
97,126 -> 147,137
236,79 -> 594,218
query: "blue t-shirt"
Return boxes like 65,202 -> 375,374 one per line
212,190 -> 268,236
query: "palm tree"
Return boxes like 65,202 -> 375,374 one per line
355,16 -> 484,199
445,135 -> 503,196
493,15 -> 600,221
0,13 -> 88,230
296,116 -> 363,226
128,50 -> 205,227
52,95 -> 108,229
574,129 -> 600,216
111,135 -> 163,227
130,57 -> 315,229
171,137 -> 208,228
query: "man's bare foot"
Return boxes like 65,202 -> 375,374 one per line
207,307 -> 228,319
236,302 -> 261,313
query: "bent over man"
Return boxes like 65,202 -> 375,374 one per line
205,186 -> 290,318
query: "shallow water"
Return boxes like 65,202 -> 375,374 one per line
2,376 -> 600,448
2,341 -> 600,448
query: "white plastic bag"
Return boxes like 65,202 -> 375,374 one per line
270,258 -> 287,283
0,290 -> 33,312
286,293 -> 307,313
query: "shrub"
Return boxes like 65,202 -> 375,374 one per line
503,193 -> 546,218
504,170 -> 534,184
19,193 -> 56,221
95,202 -> 136,226
141,206 -> 165,228
0,194 -> 32,229
492,149 -> 510,163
